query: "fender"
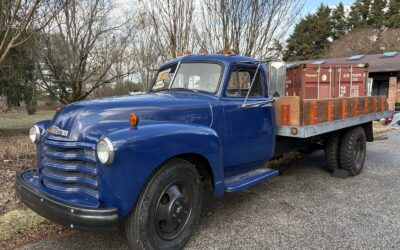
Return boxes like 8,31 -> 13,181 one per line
97,122 -> 224,218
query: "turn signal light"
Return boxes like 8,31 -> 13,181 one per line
130,113 -> 138,126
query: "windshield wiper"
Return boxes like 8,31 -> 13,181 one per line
170,88 -> 199,93
150,88 -> 170,93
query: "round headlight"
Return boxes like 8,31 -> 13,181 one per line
29,125 -> 40,143
96,137 -> 114,165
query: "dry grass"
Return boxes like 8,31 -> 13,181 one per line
0,136 -> 69,249
372,121 -> 392,134
0,110 -> 54,130
0,209 -> 68,249
0,135 -> 36,215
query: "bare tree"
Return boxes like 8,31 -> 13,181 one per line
325,28 -> 400,58
35,0 -> 136,104
131,12 -> 162,91
0,0 -> 60,65
196,0 -> 304,59
378,28 -> 400,52
143,0 -> 195,59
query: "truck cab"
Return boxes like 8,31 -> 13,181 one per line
16,54 -> 390,249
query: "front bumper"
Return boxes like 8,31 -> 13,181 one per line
15,171 -> 119,231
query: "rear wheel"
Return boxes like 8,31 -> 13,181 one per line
125,158 -> 202,250
324,133 -> 341,171
339,127 -> 366,176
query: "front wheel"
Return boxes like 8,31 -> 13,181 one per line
125,158 -> 203,250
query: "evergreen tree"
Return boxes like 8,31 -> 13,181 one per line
386,0 -> 400,28
348,0 -> 371,30
369,0 -> 387,28
0,35 -> 37,113
331,3 -> 347,40
283,5 -> 332,61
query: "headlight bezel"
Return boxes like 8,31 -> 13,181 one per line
29,125 -> 41,144
96,137 -> 114,165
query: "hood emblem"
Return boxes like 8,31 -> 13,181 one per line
47,125 -> 69,137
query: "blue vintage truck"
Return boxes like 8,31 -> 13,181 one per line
16,54 -> 391,249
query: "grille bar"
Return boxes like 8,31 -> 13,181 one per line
43,179 -> 99,199
45,140 -> 95,150
43,160 -> 97,175
45,150 -> 96,163
41,138 -> 99,201
42,168 -> 98,188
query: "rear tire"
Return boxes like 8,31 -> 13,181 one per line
339,127 -> 366,176
125,158 -> 203,250
325,133 -> 341,171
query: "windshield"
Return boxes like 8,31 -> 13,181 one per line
152,63 -> 222,93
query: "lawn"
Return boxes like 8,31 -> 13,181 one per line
0,110 -> 55,130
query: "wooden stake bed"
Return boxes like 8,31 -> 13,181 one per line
274,96 -> 393,138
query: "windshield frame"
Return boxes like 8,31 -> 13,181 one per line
150,61 -> 225,95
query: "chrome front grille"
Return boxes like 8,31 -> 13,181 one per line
41,139 -> 99,200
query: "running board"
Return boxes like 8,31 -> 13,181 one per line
224,168 -> 279,192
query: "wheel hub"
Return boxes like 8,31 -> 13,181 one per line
155,182 -> 192,240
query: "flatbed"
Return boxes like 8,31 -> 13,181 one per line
275,96 -> 392,137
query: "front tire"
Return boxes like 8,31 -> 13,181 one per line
126,158 -> 203,250
339,127 -> 366,176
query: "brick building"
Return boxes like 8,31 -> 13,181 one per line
293,52 -> 400,111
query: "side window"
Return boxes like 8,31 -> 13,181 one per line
226,67 -> 264,97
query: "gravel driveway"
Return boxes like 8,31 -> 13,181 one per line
20,130 -> 400,249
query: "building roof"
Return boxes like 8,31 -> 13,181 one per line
292,52 -> 400,73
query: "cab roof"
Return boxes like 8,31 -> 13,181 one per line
164,54 -> 259,66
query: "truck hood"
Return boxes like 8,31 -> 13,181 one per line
47,91 -> 215,142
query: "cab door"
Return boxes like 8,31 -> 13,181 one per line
221,64 -> 275,169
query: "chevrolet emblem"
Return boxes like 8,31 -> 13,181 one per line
47,125 -> 69,137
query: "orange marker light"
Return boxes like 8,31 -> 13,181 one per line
130,113 -> 138,126
199,48 -> 207,55
56,107 -> 61,112
225,48 -> 236,56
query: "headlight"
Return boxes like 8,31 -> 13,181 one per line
96,137 -> 114,165
29,125 -> 40,143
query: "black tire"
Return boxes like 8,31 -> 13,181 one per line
125,158 -> 203,250
339,127 -> 366,176
325,133 -> 341,171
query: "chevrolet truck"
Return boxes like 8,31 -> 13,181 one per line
16,54 -> 392,249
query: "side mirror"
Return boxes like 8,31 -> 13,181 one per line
267,61 -> 286,98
